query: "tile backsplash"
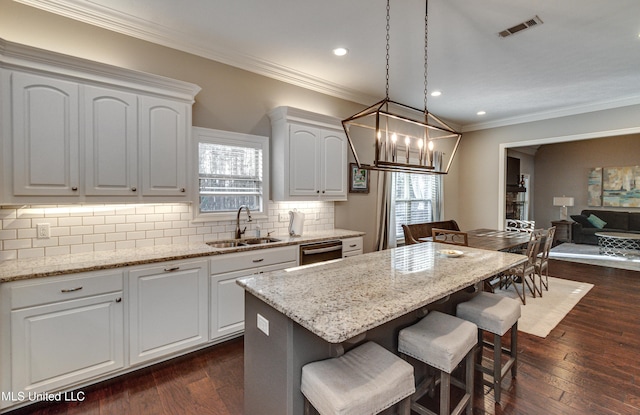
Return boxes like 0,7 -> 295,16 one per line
0,201 -> 334,260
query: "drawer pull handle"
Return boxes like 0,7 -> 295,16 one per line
164,266 -> 180,272
349,244 -> 357,248
252,258 -> 264,263
115,298 -> 122,303
61,286 -> 83,293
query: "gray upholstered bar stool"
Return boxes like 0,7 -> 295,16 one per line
301,341 -> 415,415
456,292 -> 521,404
398,311 -> 477,415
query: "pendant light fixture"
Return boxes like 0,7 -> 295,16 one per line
342,0 -> 461,174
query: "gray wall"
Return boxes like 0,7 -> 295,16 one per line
533,134 -> 640,229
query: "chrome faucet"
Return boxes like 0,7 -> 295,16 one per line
235,205 -> 252,239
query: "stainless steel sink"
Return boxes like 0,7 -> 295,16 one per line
206,241 -> 244,248
241,237 -> 281,245
206,237 -> 281,249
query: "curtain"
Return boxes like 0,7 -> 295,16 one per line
375,170 -> 397,251
432,151 -> 444,221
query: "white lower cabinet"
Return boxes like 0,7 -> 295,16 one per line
128,259 -> 208,365
342,236 -> 364,257
8,270 -> 124,398
210,246 -> 297,341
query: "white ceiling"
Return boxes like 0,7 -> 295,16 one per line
17,0 -> 640,131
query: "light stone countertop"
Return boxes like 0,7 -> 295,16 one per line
0,229 -> 364,283
237,242 -> 527,343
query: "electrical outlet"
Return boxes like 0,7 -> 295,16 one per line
36,223 -> 50,239
257,313 -> 269,336
279,213 -> 289,222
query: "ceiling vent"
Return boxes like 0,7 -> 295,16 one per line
498,15 -> 543,38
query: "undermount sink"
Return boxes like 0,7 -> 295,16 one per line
241,237 -> 281,245
206,237 -> 281,249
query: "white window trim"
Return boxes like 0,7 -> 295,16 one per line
192,127 -> 270,222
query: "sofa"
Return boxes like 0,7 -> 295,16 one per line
571,209 -> 640,245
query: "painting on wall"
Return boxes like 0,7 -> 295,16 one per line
602,166 -> 640,207
587,168 -> 602,206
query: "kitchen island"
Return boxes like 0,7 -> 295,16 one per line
237,242 -> 527,415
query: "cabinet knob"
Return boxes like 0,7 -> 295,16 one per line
131,187 -> 137,192
316,190 -> 320,194
180,188 -> 186,193
322,190 -> 325,194
115,297 -> 122,303
71,187 -> 78,191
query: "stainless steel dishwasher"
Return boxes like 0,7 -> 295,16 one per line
299,240 -> 343,265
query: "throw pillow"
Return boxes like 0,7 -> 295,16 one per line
570,214 -> 594,228
587,214 -> 607,229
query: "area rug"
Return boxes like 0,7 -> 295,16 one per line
549,243 -> 640,272
493,276 -> 594,338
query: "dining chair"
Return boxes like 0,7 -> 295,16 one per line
402,220 -> 461,245
505,219 -> 536,233
535,226 -> 556,294
432,228 -> 469,246
504,230 -> 543,304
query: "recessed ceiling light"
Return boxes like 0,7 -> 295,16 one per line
477,111 -> 486,116
333,47 -> 348,56
430,91 -> 442,97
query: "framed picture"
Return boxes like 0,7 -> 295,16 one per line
349,163 -> 369,194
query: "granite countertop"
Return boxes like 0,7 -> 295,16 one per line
237,242 -> 527,344
0,229 -> 364,283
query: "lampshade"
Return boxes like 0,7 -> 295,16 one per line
553,196 -> 574,220
553,197 -> 574,207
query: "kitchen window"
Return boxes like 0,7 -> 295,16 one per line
193,127 -> 269,220
394,172 -> 441,239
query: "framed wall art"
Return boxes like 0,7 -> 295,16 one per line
349,163 -> 369,194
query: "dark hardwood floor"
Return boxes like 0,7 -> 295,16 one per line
6,259 -> 640,415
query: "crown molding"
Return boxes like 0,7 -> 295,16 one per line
462,95 -> 640,132
15,0 -> 375,106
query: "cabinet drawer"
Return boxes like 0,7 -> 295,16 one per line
211,246 -> 297,274
10,270 -> 124,309
342,237 -> 363,253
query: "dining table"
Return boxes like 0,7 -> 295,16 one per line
421,228 -> 532,252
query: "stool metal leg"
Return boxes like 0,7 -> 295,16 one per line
511,322 -> 518,378
493,333 -> 502,404
465,351 -> 474,415
440,371 -> 450,415
398,396 -> 411,415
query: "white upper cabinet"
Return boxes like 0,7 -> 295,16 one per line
11,72 -> 80,196
269,106 -> 347,201
0,39 -> 200,204
139,96 -> 188,196
84,85 -> 138,196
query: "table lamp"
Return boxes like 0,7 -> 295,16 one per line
553,196 -> 574,220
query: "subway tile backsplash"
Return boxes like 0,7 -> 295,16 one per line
0,201 -> 334,260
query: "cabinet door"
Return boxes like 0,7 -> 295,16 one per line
319,130 -> 347,199
11,72 -> 80,196
11,292 -> 124,394
84,86 -> 138,196
210,261 -> 296,341
288,124 -> 320,197
139,96 -> 188,197
129,260 -> 208,365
